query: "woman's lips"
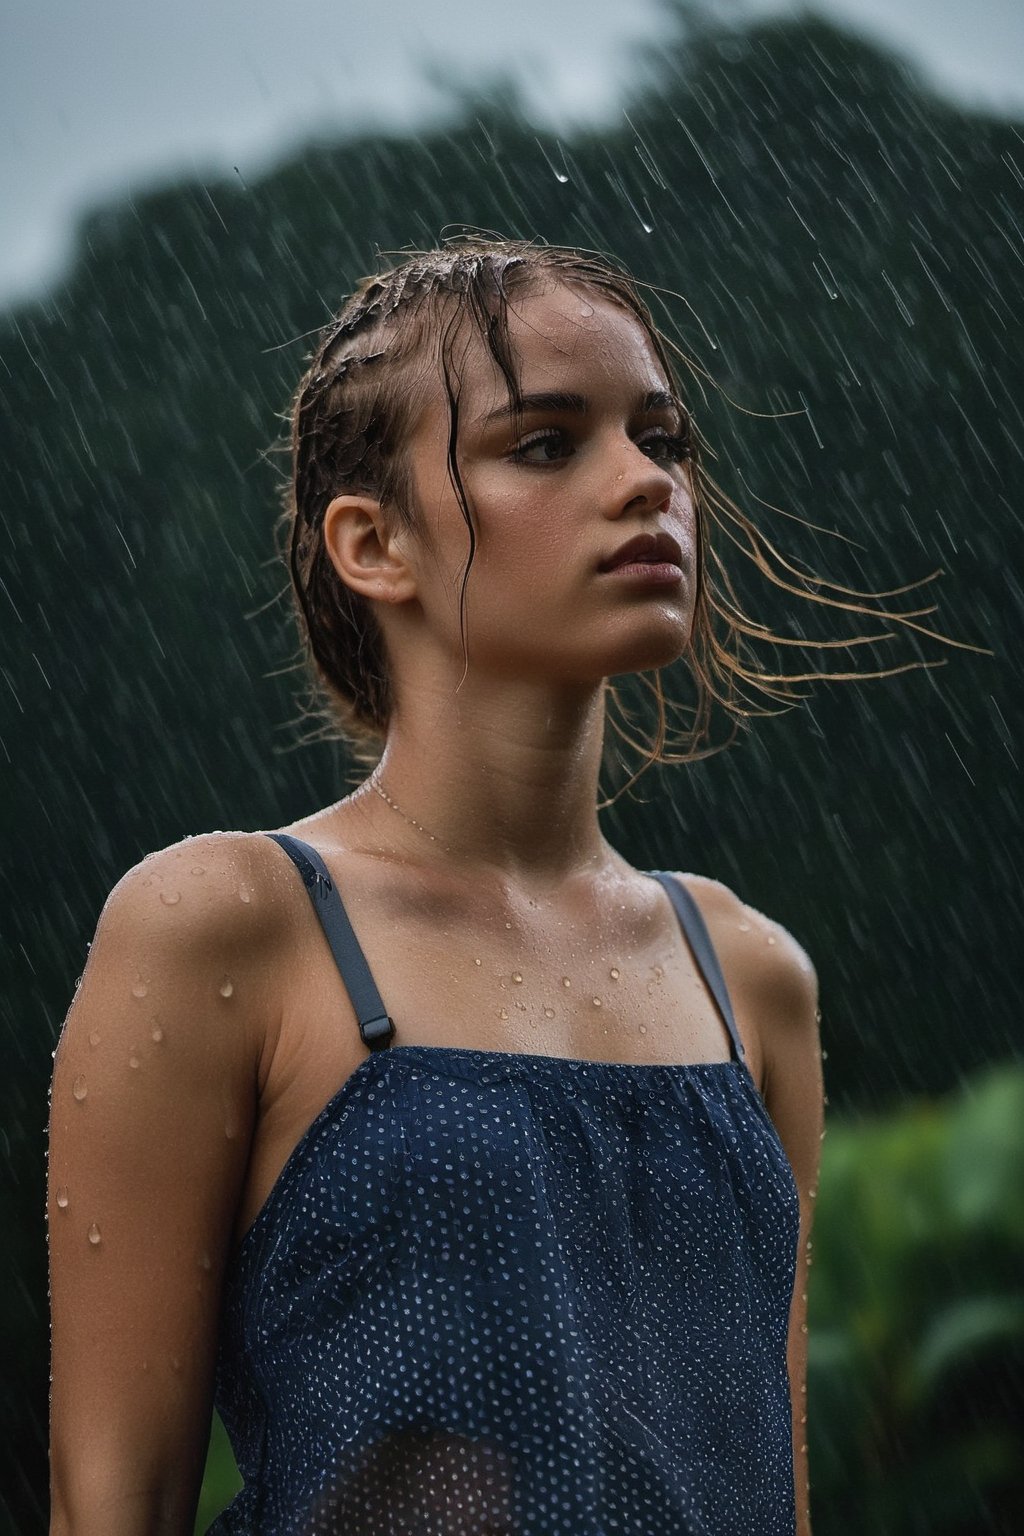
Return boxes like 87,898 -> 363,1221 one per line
599,561 -> 684,586
597,530 -> 684,572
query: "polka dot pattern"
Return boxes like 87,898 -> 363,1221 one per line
208,858 -> 800,1535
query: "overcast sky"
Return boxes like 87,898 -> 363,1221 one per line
3,0 -> 1022,307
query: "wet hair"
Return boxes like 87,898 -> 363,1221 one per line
278,234 -> 951,798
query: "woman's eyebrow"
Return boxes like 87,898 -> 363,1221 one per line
475,389 -> 682,427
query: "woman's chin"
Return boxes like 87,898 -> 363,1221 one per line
599,618 -> 695,676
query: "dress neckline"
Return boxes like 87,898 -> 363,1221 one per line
385,1042 -> 746,1073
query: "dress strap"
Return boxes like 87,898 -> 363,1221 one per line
265,833 -> 395,1052
647,872 -> 746,1064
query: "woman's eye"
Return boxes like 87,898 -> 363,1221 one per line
638,430 -> 692,463
510,430 -> 571,465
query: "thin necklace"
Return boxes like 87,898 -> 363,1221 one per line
369,773 -> 452,853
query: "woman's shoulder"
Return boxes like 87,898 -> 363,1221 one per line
55,832 -> 295,1174
101,828 -> 298,945
669,871 -> 820,1066
81,830 -> 299,1054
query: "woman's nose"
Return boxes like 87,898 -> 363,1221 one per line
609,441 -> 676,516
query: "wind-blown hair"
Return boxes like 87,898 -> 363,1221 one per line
277,235 -> 949,799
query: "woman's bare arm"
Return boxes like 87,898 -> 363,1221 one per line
47,833 -> 280,1536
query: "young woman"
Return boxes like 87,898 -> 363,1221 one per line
47,240 -> 832,1535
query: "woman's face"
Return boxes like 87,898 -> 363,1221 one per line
401,280 -> 698,685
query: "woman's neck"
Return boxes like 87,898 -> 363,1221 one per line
345,676 -> 617,888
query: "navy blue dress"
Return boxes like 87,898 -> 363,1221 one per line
209,834 -> 799,1535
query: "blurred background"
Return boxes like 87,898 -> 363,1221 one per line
2,0 -> 1021,1530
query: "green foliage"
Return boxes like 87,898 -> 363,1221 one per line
195,1411 -> 242,1534
807,1063 -> 1024,1533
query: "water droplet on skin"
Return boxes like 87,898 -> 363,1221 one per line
198,1250 -> 212,1272
191,865 -> 205,876
638,1024 -> 648,1035
238,884 -> 252,904
151,1026 -> 164,1043
72,1075 -> 88,1102
474,958 -> 482,967
767,934 -> 777,946
515,1000 -> 527,1010
543,1006 -> 555,1018
512,972 -> 523,985
219,978 -> 234,999
654,965 -> 664,979
224,1123 -> 238,1140
561,977 -> 571,988
504,921 -> 512,930
609,967 -> 620,981
131,979 -> 148,999
498,1007 -> 509,1021
88,1030 -> 101,1048
592,997 -> 602,1008
159,890 -> 181,906
128,1052 -> 140,1069
738,921 -> 751,932
55,1187 -> 69,1210
87,1223 -> 101,1246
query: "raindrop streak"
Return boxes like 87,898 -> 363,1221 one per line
159,890 -> 181,907
131,979 -> 148,999
219,979 -> 234,999
87,1223 -> 101,1246
72,1075 -> 88,1102
55,1187 -> 69,1209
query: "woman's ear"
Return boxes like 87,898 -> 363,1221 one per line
322,494 -> 418,604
